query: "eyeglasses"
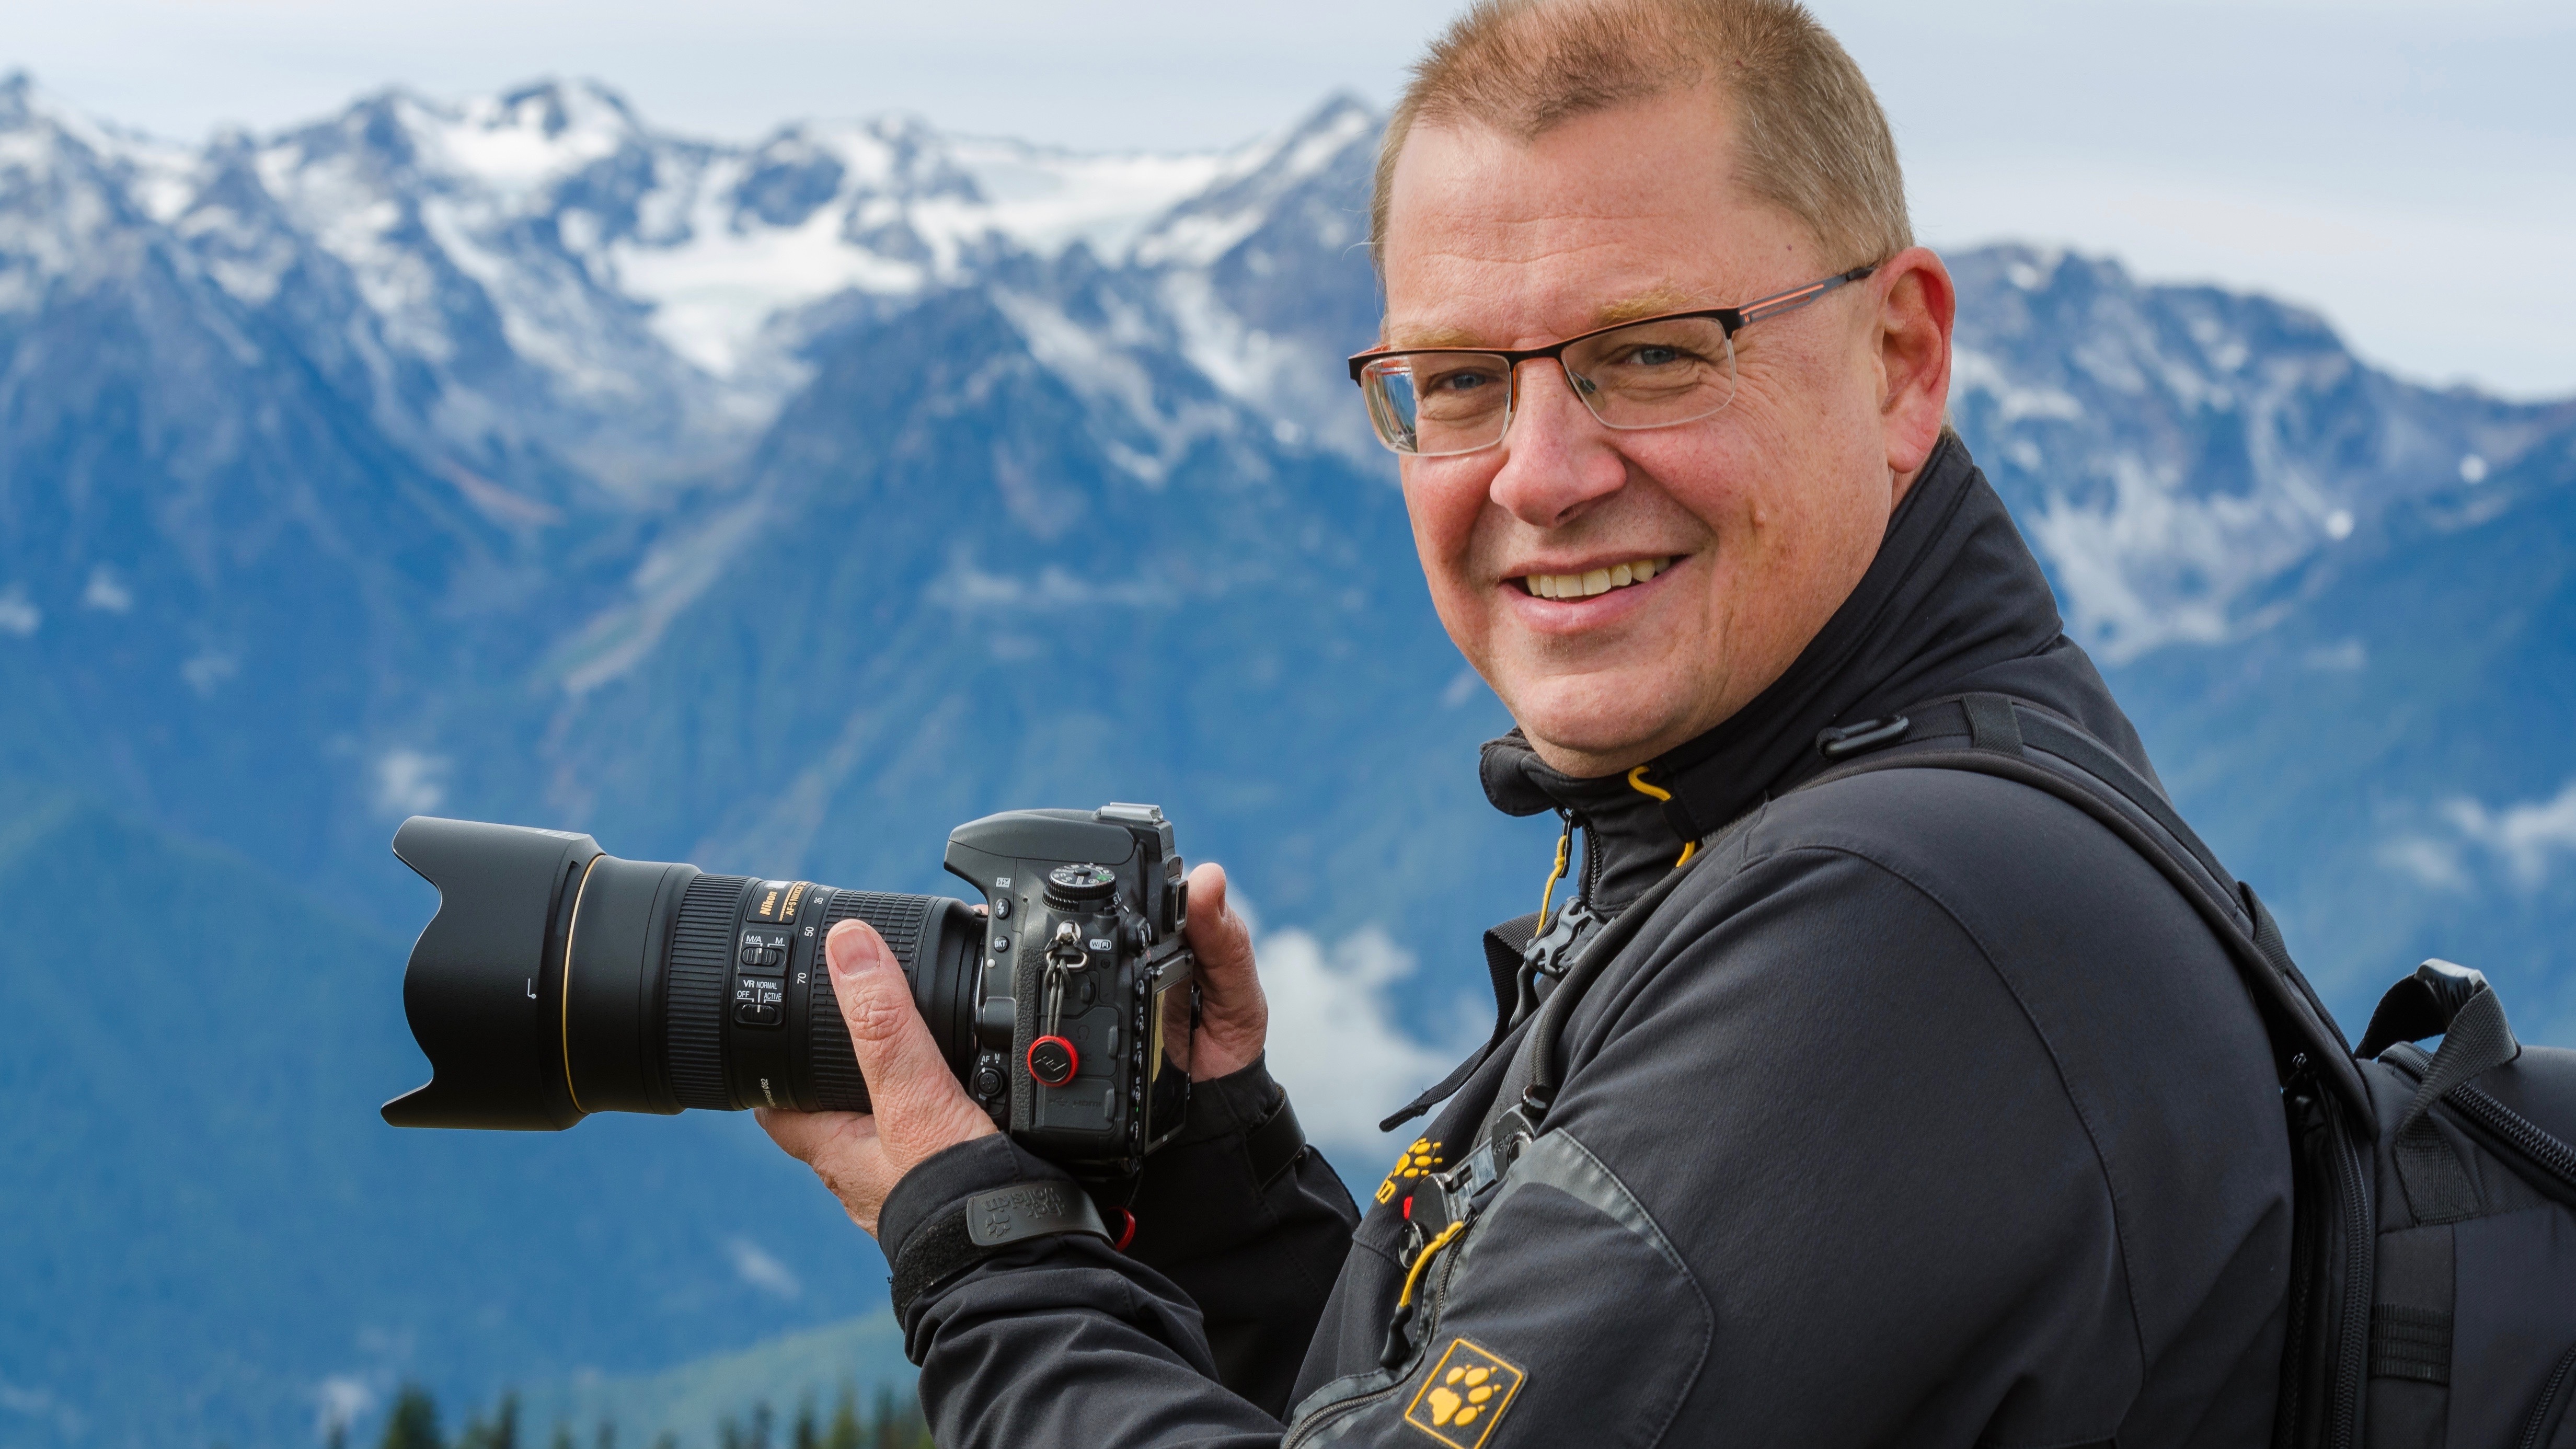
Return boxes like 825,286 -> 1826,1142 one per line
1346,263 -> 1880,457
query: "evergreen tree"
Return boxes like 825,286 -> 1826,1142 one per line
823,1386 -> 860,1449
592,1420 -> 616,1449
868,1387 -> 895,1449
548,1421 -> 573,1449
791,1397 -> 816,1449
380,1386 -> 442,1449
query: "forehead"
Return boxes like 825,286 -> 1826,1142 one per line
1378,87 -> 1818,349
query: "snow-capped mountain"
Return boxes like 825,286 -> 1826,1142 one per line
1,71 -> 2572,1449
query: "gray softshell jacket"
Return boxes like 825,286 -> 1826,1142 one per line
873,436 -> 2295,1446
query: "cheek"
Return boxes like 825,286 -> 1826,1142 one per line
1399,464 -> 1488,585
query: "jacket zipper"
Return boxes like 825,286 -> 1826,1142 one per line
2521,1344 -> 2576,1449
2325,1096 -> 2371,1449
1282,1234 -> 1468,1447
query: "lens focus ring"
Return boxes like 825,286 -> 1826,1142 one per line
809,891 -> 935,1112
668,873 -> 748,1111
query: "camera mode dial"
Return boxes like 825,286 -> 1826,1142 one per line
1042,862 -> 1117,911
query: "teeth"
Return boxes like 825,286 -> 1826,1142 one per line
1524,558 -> 1669,600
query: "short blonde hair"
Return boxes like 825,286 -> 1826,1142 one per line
1372,0 -> 1911,270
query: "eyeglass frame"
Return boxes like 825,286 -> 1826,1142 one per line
1344,261 -> 1882,454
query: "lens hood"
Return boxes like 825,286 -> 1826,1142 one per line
384,816 -> 601,1130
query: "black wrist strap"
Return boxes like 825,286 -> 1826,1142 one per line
889,1179 -> 1109,1320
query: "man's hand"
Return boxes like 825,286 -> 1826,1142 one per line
1182,862 -> 1267,1080
760,863 -> 1269,1235
756,919 -> 998,1238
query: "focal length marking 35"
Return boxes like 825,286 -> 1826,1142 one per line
383,803 -> 1200,1176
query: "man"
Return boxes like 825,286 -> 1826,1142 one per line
759,1 -> 2294,1443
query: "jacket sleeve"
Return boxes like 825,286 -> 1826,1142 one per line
1121,1055 -> 1362,1413
879,1060 -> 1358,1447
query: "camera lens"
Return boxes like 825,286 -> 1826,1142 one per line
382,817 -> 980,1129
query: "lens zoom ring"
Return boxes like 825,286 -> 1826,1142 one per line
669,873 -> 748,1111
810,891 -> 933,1112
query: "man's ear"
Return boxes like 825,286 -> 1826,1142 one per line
1872,246 -> 1956,488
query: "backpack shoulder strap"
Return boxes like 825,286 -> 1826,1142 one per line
1466,691 -> 2370,1167
1818,693 -> 2367,1117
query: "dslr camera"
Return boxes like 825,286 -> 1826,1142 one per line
383,803 -> 1198,1177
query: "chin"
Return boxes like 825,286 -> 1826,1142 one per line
1499,676 -> 1695,776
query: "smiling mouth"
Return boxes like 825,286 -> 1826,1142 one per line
1516,556 -> 1673,600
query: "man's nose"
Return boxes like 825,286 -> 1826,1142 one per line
1487,359 -> 1627,530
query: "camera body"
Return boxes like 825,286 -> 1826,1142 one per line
383,802 -> 1198,1179
941,803 -> 1196,1166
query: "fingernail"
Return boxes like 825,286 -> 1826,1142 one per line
826,922 -> 883,980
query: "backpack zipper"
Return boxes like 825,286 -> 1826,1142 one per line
2448,1082 -> 2576,1194
2520,1343 -> 2576,1449
2377,1045 -> 2576,1195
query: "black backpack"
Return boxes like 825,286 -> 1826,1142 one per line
1470,694 -> 2576,1449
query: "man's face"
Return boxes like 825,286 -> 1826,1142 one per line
1378,87 -> 1949,777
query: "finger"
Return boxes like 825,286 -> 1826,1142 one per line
756,1107 -> 896,1236
755,1102 -> 877,1165
1183,862 -> 1258,989
1181,862 -> 1267,1078
825,920 -> 994,1167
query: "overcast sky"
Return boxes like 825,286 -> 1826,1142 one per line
6,0 -> 2570,397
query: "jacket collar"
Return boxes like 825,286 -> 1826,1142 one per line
1479,433 -> 2157,913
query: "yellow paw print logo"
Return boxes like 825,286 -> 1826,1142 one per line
1374,1137 -> 1445,1205
1402,1338 -> 1524,1448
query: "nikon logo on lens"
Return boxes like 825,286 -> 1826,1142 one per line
383,804 -> 1200,1175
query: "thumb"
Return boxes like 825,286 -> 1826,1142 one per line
825,921 -> 990,1164
1182,862 -> 1266,1079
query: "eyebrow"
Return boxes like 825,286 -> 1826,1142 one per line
1380,286 -> 1711,350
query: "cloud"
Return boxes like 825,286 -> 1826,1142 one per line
1252,921 -> 1475,1176
2383,776 -> 2576,890
726,1236 -> 800,1298
82,565 -> 133,613
373,749 -> 448,816
0,588 -> 39,637
2441,780 -> 2576,888
313,1376 -> 374,1438
181,650 -> 237,695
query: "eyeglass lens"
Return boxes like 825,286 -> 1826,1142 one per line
1361,316 -> 1739,456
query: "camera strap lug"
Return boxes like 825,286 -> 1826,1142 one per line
1040,921 -> 1087,1038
